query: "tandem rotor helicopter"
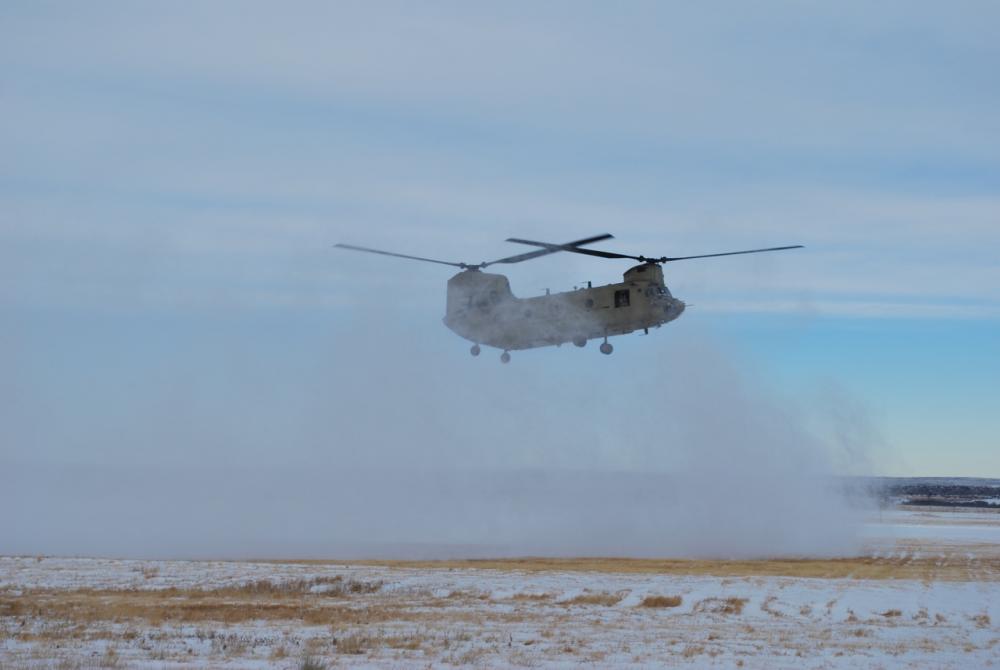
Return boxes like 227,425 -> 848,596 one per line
335,235 -> 802,363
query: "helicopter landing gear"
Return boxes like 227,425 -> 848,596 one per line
470,344 -> 481,357
500,351 -> 511,364
573,337 -> 587,348
599,337 -> 613,355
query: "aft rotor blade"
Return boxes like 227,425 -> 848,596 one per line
505,237 -> 641,261
487,233 -> 615,266
333,243 -> 468,268
660,245 -> 804,262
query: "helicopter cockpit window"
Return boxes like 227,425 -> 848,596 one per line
614,289 -> 630,308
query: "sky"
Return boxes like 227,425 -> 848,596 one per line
2,0 -> 999,505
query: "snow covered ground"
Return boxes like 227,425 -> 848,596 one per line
1,508 -> 998,668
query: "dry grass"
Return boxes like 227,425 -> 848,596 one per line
5,546 -> 996,667
694,597 -> 748,615
98,647 -> 121,668
448,646 -> 488,665
564,591 -> 623,606
0,590 -> 550,642
681,644 -> 705,657
759,596 -> 784,618
300,656 -> 327,670
336,632 -> 367,655
510,592 -> 551,602
340,555 -> 998,582
222,576 -> 381,596
334,630 -> 425,655
639,595 -> 683,608
0,580 -> 390,629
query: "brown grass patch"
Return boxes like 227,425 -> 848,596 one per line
510,592 -> 551,602
378,630 -> 427,650
220,576 -> 381,597
450,647 -> 488,664
880,609 -> 902,618
564,591 -> 623,606
98,647 -> 121,668
336,632 -> 368,654
759,596 -> 785,618
694,597 -> 747,615
639,595 -> 682,608
681,644 -> 705,657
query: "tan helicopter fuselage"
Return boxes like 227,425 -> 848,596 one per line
443,263 -> 686,351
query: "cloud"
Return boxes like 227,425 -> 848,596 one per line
3,3 -> 998,320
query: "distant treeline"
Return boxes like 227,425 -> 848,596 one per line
901,497 -> 999,509
890,484 -> 1000,498
867,478 -> 999,508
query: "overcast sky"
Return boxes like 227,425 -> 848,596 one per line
2,0 -> 998,493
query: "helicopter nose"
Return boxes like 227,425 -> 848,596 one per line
664,299 -> 686,319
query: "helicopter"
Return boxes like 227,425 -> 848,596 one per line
335,235 -> 802,363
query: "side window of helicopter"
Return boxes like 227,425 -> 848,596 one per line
614,289 -> 630,308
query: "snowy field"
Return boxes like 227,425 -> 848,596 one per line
1,508 -> 998,668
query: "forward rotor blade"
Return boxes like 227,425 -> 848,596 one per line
660,245 -> 804,262
487,233 -> 615,266
506,238 -> 803,264
333,243 -> 467,268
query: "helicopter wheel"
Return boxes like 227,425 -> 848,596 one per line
500,351 -> 511,364
600,342 -> 613,355
470,344 -> 481,357
573,337 -> 587,348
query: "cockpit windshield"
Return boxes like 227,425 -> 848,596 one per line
646,286 -> 671,299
